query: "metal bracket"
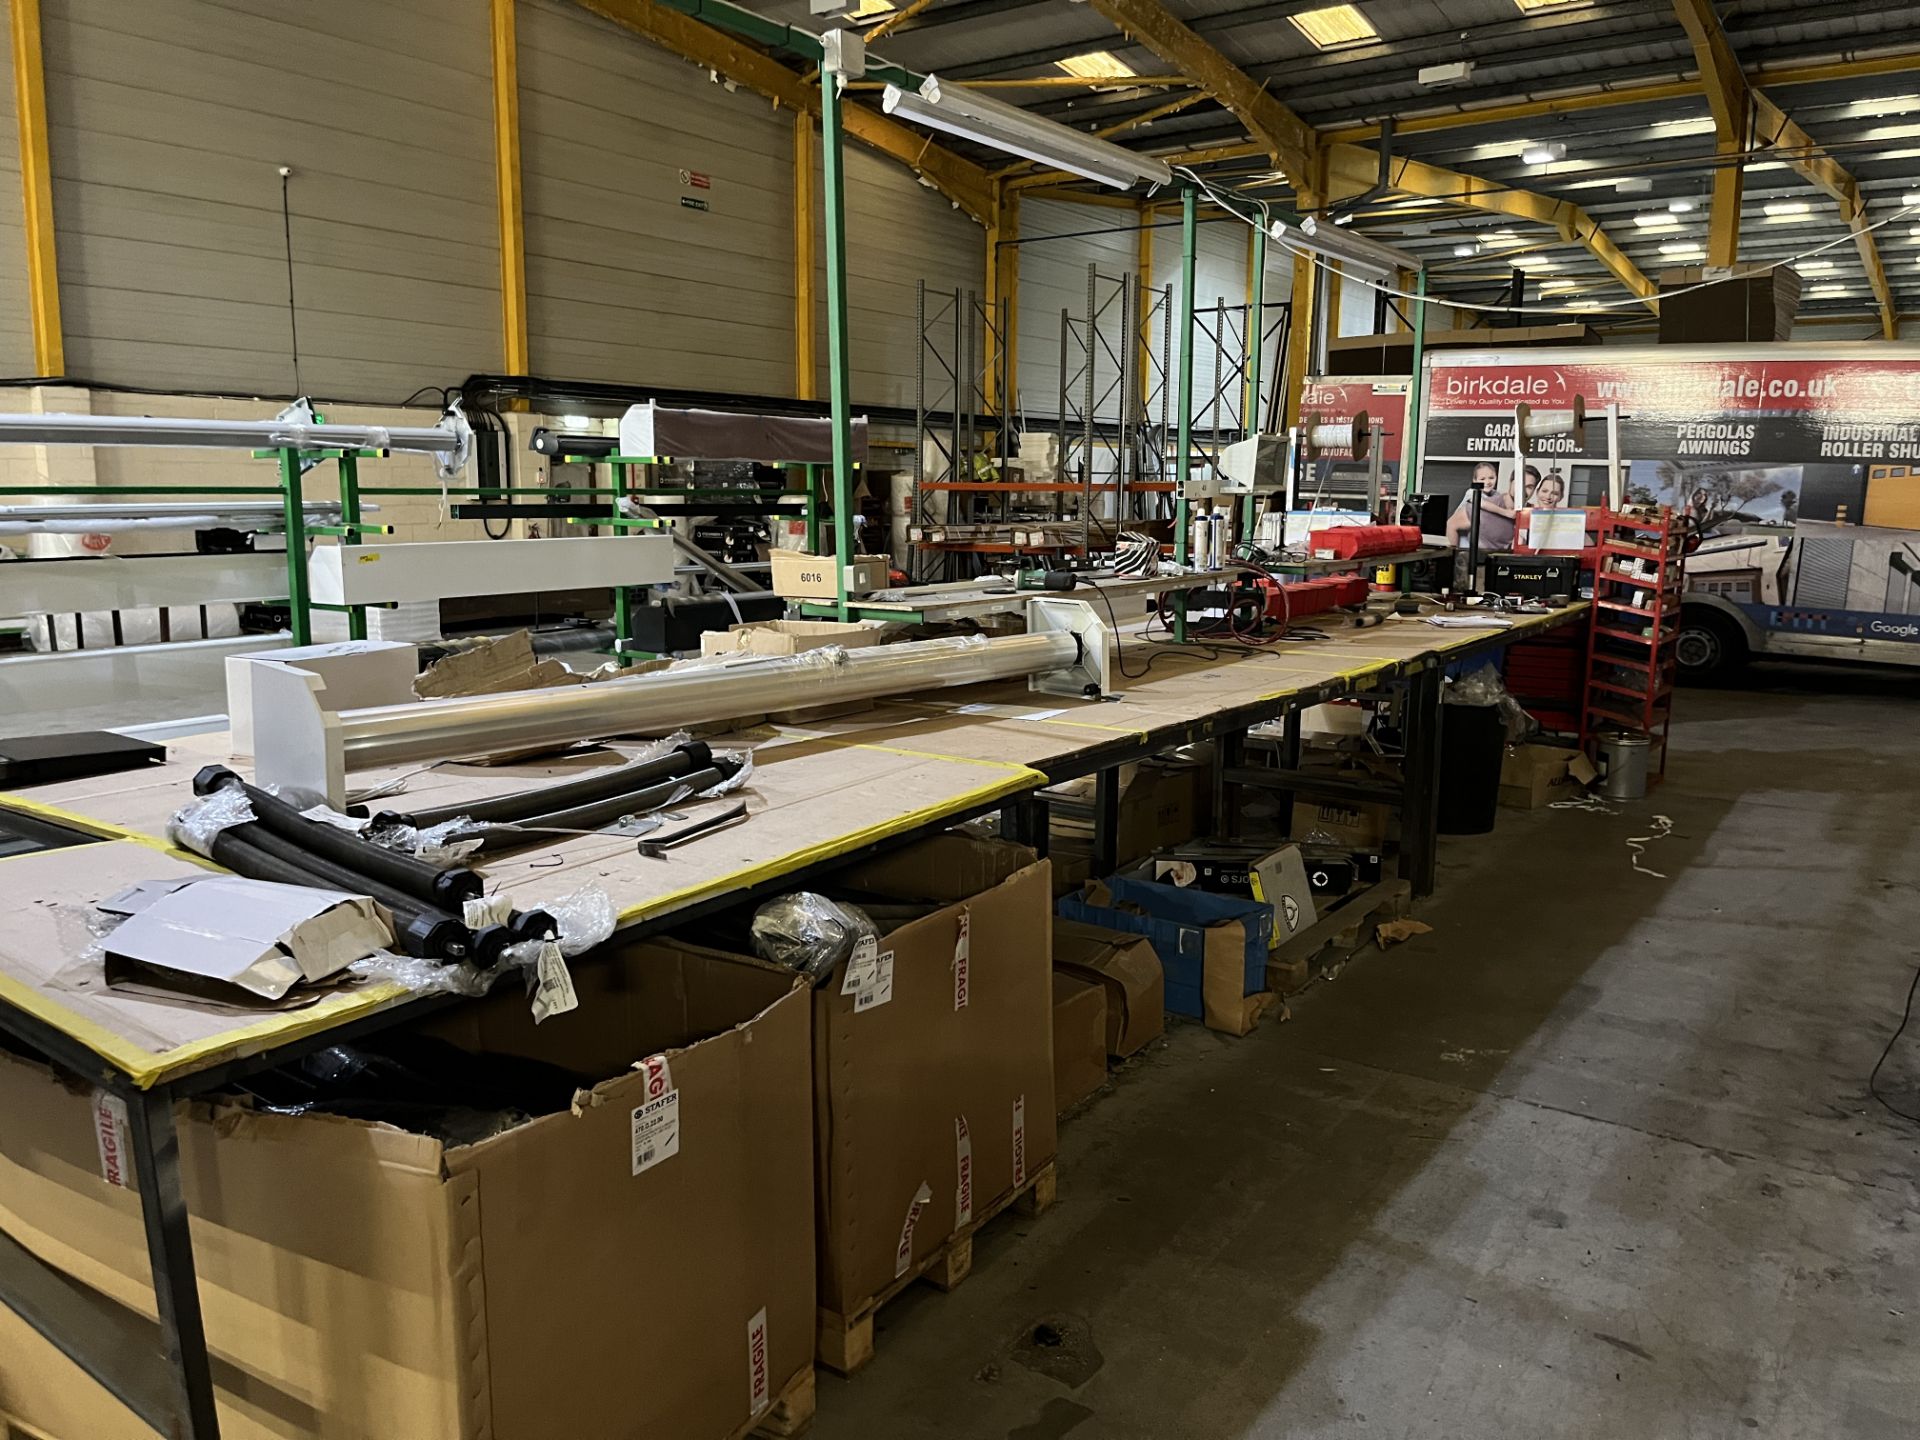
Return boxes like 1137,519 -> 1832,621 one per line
1026,596 -> 1111,700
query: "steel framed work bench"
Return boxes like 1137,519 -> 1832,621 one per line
0,603 -> 1580,1440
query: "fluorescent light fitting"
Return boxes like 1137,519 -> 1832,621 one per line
1521,142 -> 1567,165
1658,241 -> 1704,255
1453,242 -> 1481,256
883,77 -> 1173,190
1616,177 -> 1654,194
1904,191 -> 1920,205
1295,215 -> 1424,274
1632,213 -> 1679,229
1763,200 -> 1811,216
1290,4 -> 1378,51
1797,260 -> 1834,272
1057,51 -> 1136,80
1513,0 -> 1586,10
1808,285 -> 1849,297
1667,198 -> 1696,213
1511,254 -> 1554,269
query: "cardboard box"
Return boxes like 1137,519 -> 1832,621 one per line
1658,265 -> 1799,344
0,944 -> 815,1440
1292,796 -> 1392,850
804,835 -> 1057,1317
699,617 -> 887,658
1499,741 -> 1588,809
1052,917 -> 1164,1058
1057,876 -> 1273,1037
1051,974 -> 1108,1113
768,549 -> 890,600
1149,842 -> 1319,947
225,639 -> 417,759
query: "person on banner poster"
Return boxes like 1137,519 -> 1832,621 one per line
1445,461 -> 1522,552
1528,469 -> 1567,508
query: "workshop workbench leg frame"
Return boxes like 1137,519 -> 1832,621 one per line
1399,665 -> 1444,899
129,1087 -> 222,1440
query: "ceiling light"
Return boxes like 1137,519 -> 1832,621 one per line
1659,241 -> 1705,255
1903,191 -> 1920,205
1647,117 -> 1716,139
1056,51 -> 1137,81
1453,242 -> 1481,256
1513,0 -> 1587,10
1521,142 -> 1567,165
1616,177 -> 1654,194
883,77 -> 1173,190
1272,217 -> 1423,282
1808,285 -> 1849,297
1668,198 -> 1696,213
1764,200 -> 1811,216
1290,4 -> 1379,51
1863,121 -> 1920,142
1632,213 -> 1680,229
1797,260 -> 1834,272
1511,254 -> 1554,269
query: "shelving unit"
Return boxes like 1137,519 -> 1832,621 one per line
1582,506 -> 1684,783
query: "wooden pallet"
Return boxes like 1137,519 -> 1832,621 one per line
818,1162 -> 1059,1376
729,1363 -> 816,1439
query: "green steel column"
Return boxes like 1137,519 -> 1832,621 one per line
1241,218 -> 1266,540
821,77 -> 856,623
336,452 -> 367,641
804,463 -> 822,553
1403,270 -> 1428,503
278,447 -> 312,646
1173,185 -> 1198,642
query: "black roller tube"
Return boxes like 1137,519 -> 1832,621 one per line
454,761 -> 738,855
193,765 -> 482,909
381,742 -> 714,831
530,428 -> 617,459
204,826 -> 472,963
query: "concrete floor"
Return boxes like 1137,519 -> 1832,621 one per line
813,665 -> 1920,1440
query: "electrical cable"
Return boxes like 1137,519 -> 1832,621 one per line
1867,963 -> 1920,1127
278,167 -> 303,397
1172,163 -> 1920,319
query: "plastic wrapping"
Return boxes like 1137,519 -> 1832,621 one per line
700,748 -> 755,797
1444,662 -> 1536,743
367,814 -> 484,866
168,787 -> 257,859
350,948 -> 509,998
750,892 -> 879,987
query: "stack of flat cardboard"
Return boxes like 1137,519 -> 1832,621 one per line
1658,266 -> 1800,343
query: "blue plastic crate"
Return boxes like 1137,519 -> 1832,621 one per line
1057,876 -> 1271,1020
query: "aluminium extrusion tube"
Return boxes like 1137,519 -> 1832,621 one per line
386,741 -> 715,830
0,412 -> 462,455
0,501 -> 354,523
328,631 -> 1080,772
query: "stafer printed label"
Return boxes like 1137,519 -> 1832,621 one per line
954,1116 -> 974,1226
747,1307 -> 770,1415
895,1182 -> 933,1278
1011,1095 -> 1027,1189
630,1054 -> 680,1175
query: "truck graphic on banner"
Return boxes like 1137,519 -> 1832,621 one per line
1418,345 -> 1920,675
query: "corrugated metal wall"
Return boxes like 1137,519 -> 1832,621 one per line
0,0 -> 31,376
1153,214 -> 1250,442
519,0 -> 795,397
816,141 -> 987,411
1014,199 -> 1139,426
39,0 -> 501,400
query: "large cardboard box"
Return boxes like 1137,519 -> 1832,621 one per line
699,617 -> 888,658
1057,876 -> 1273,1037
1051,974 -> 1108,1113
0,944 -> 815,1440
1052,918 -> 1164,1058
1499,741 -> 1588,810
1292,796 -> 1392,850
768,549 -> 889,599
812,835 -> 1057,1321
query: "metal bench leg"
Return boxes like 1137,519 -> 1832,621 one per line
129,1089 -> 221,1439
1399,665 -> 1443,899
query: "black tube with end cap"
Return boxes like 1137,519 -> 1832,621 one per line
379,742 -> 715,831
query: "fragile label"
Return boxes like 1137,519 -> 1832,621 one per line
840,935 -> 894,1012
895,1181 -> 933,1279
92,1090 -> 132,1190
635,1052 -> 673,1100
746,1306 -> 770,1415
953,909 -> 970,1011
630,1090 -> 681,1175
1011,1095 -> 1027,1190
954,1116 -> 974,1227
531,941 -> 578,1023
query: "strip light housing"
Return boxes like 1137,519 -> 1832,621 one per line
1272,217 -> 1424,281
882,76 -> 1174,191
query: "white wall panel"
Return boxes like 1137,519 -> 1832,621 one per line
1014,199 -> 1138,426
41,0 -> 501,399
520,0 -> 795,396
